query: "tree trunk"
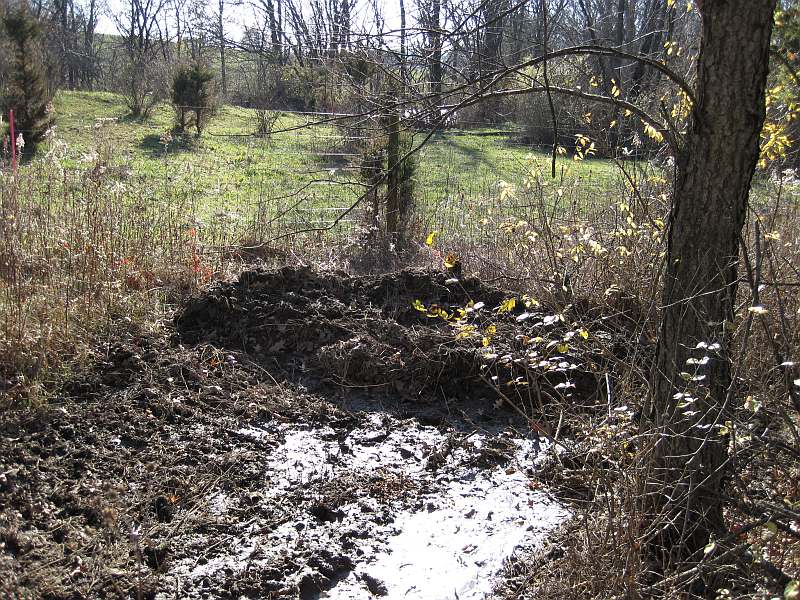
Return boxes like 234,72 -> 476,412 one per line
385,105 -> 401,244
644,0 -> 777,574
218,0 -> 227,97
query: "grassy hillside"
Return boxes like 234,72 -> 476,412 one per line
51,91 -> 619,222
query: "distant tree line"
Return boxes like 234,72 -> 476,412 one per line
0,1 -> 699,116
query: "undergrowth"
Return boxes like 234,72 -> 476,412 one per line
1,93 -> 798,598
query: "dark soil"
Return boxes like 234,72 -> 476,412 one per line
175,266 -> 603,403
0,267 -> 623,599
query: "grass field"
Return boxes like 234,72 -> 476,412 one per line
50,91 -> 621,227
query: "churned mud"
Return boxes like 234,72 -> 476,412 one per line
1,267 -> 619,599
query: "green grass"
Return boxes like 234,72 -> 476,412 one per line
49,90 -> 621,231
53,91 -> 351,215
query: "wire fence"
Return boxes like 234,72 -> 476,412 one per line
253,125 -> 631,239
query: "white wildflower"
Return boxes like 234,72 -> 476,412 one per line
80,151 -> 100,163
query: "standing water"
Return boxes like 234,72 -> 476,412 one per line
165,412 -> 569,599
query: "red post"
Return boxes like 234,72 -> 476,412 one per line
9,109 -> 17,175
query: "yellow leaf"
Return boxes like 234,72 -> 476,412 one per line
456,325 -> 475,340
498,181 -> 515,201
412,299 -> 426,312
425,231 -> 439,247
642,121 -> 665,143
497,298 -> 517,314
578,328 -> 589,340
556,343 -> 569,353
444,253 -> 459,269
522,294 -> 540,308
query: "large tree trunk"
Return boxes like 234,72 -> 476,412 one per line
644,0 -> 777,574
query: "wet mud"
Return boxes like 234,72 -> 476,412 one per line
0,268 -> 619,598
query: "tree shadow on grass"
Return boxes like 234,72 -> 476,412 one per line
139,132 -> 199,158
427,130 -> 514,172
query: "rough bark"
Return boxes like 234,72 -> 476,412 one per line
645,0 -> 777,573
385,105 -> 401,243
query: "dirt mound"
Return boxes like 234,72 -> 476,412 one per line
176,267 -> 600,402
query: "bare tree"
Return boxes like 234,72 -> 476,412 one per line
113,0 -> 171,116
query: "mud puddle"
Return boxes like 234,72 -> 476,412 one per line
165,409 -> 567,599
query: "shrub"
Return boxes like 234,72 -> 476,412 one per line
254,109 -> 279,136
120,55 -> 166,119
171,63 -> 216,135
2,8 -> 54,155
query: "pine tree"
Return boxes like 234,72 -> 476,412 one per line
3,9 -> 53,155
171,64 -> 215,136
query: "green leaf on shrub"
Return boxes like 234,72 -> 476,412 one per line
785,580 -> 799,600
763,521 -> 778,539
744,396 -> 761,412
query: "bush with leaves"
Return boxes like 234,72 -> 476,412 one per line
2,8 -> 54,156
171,63 -> 216,136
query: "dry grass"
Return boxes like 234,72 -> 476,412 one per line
0,160 -> 230,404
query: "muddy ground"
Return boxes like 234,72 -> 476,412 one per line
0,268 -> 630,599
